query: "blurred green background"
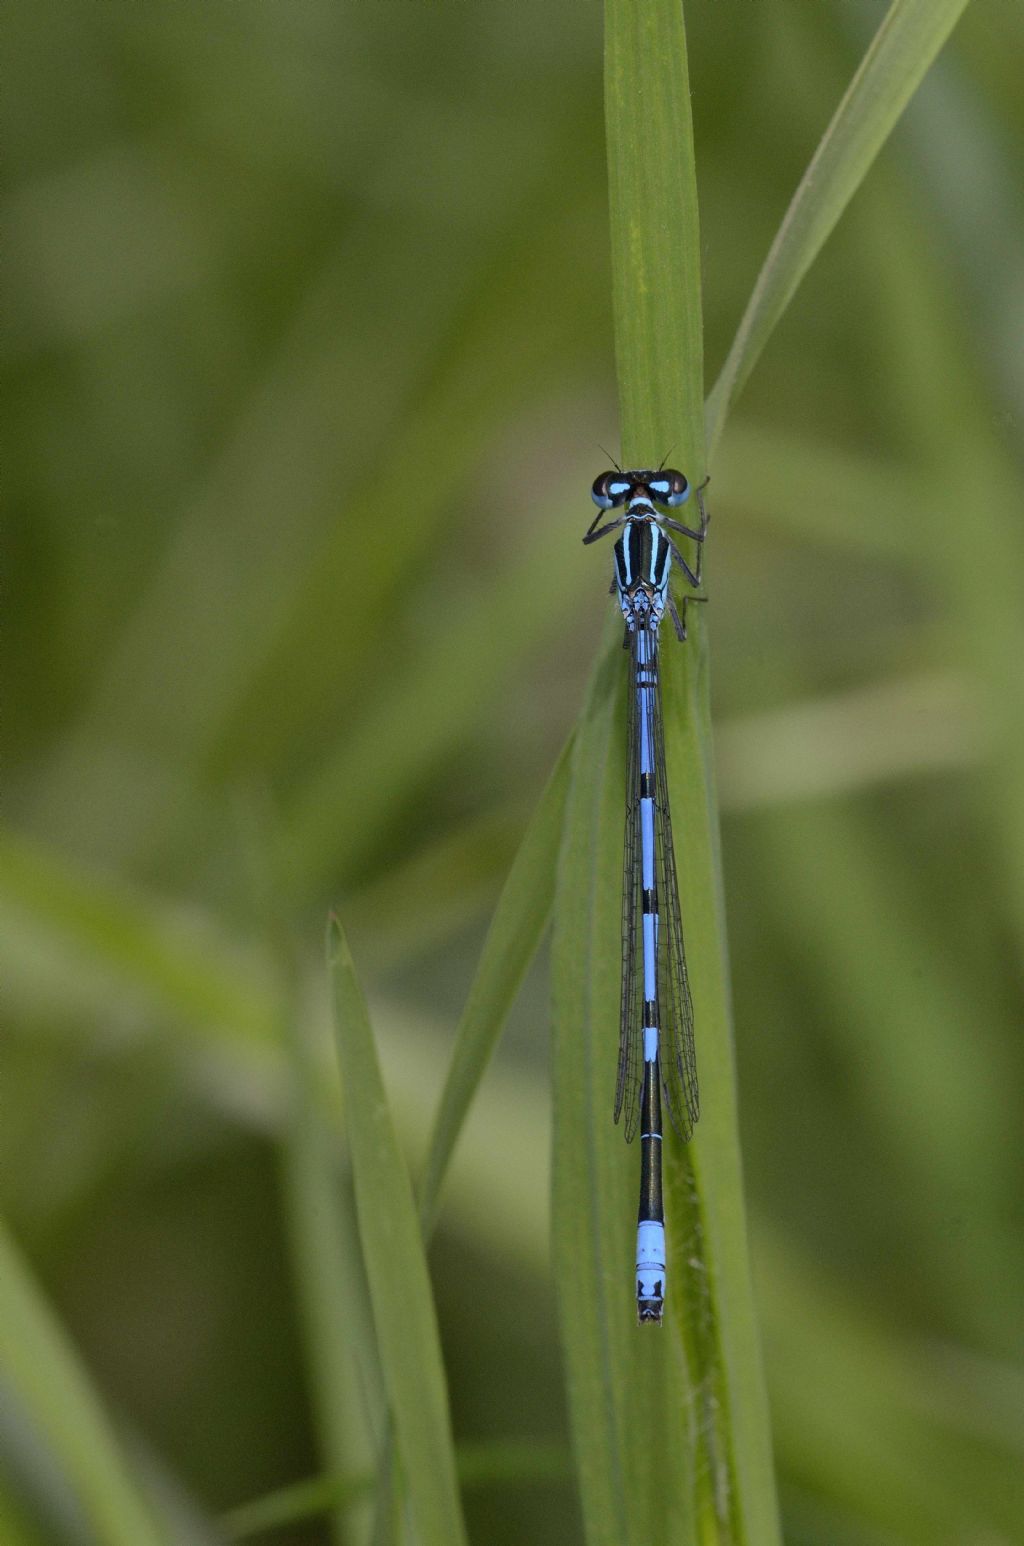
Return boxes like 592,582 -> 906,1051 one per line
4,2 -> 1024,1543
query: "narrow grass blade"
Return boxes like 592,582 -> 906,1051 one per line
278,982 -> 380,1546
223,1474 -> 370,1542
236,801 -> 381,1546
328,920 -> 468,1546
0,1217 -> 170,1546
550,1 -> 779,1542
418,736 -> 572,1237
370,734 -> 569,1543
706,0 -> 973,454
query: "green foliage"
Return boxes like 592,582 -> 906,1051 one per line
5,1 -> 1023,1544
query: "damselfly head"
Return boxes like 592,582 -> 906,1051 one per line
591,468 -> 690,510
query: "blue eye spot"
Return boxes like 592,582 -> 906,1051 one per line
609,480 -> 631,500
648,478 -> 670,498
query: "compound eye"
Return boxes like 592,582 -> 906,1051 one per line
653,469 -> 689,507
591,471 -> 631,509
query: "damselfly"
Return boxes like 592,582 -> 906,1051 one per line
584,466 -> 709,1323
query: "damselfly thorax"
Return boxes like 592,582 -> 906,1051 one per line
613,513 -> 672,630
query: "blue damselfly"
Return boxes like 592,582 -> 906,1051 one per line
584,466 -> 709,1323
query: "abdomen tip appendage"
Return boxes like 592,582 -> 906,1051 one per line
636,1219 -> 666,1323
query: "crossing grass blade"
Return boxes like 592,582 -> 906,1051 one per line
550,1 -> 778,1541
705,0 -> 974,456
0,1217 -> 171,1546
328,919 -> 468,1546
222,1439 -> 572,1540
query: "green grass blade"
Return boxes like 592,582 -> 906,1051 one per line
0,1217 -> 171,1546
705,0 -> 973,455
223,1472 -> 371,1542
365,742 -> 569,1542
550,1 -> 779,1542
236,803 -> 380,1546
417,736 -> 572,1237
279,986 -> 380,1546
328,920 -> 468,1546
605,1 -> 704,467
